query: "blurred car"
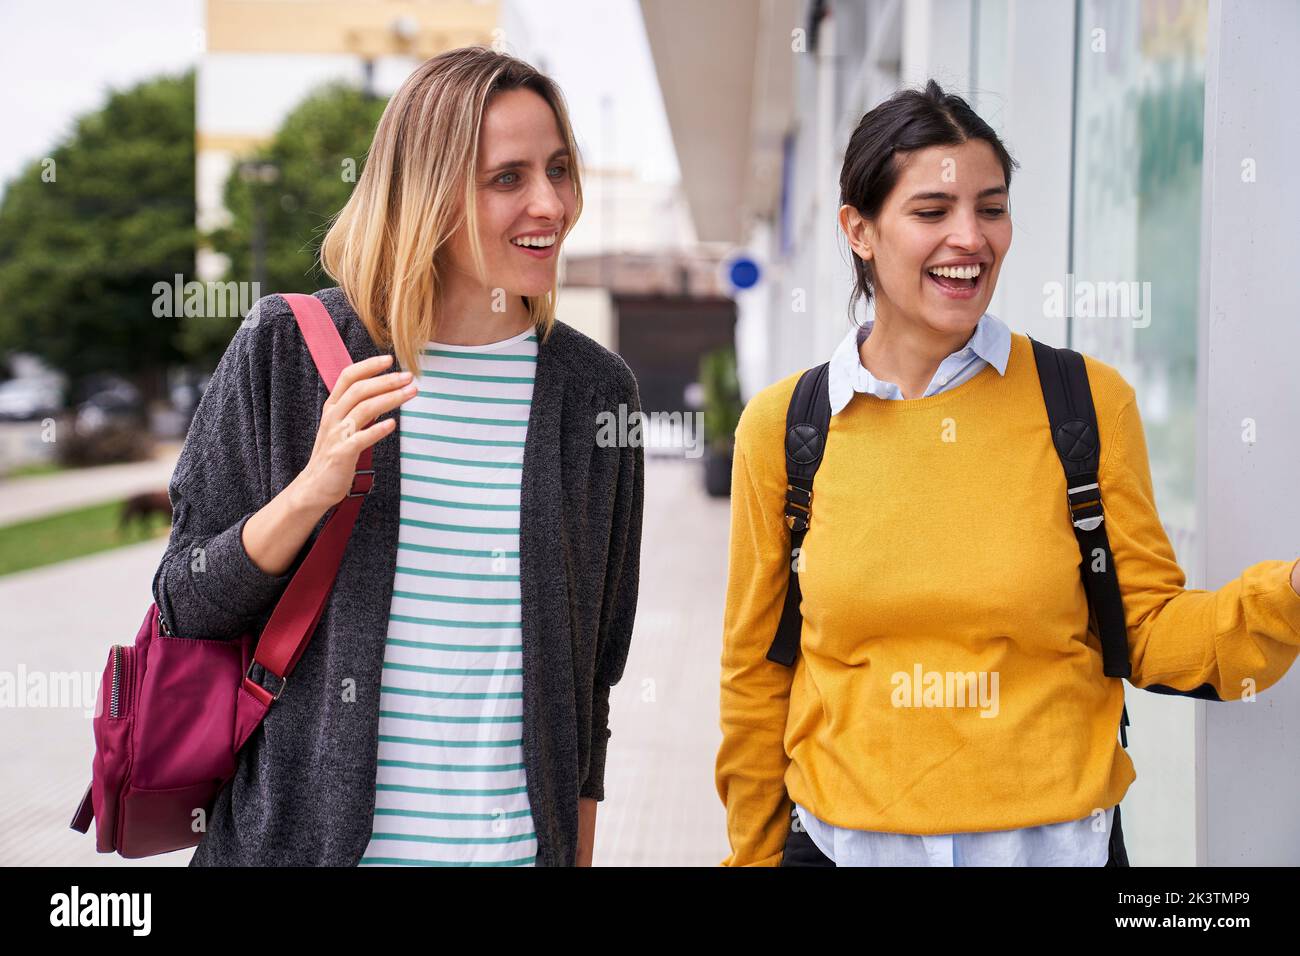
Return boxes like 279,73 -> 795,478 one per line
74,376 -> 144,435
0,377 -> 64,420
169,371 -> 209,419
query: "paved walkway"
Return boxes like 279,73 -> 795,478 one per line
593,456 -> 732,865
0,456 -> 734,866
0,447 -> 181,527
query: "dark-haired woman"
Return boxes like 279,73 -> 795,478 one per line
715,80 -> 1300,867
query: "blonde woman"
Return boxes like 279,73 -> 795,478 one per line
153,47 -> 644,866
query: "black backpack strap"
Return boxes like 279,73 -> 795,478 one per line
1106,802 -> 1130,866
766,362 -> 832,667
1028,337 -> 1132,681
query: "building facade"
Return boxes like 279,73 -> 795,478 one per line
642,0 -> 1300,865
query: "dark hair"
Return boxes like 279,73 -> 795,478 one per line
839,79 -> 1019,319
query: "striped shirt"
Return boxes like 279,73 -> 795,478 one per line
359,325 -> 539,866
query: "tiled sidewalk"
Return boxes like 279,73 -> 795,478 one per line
594,456 -> 733,866
0,456 -> 735,867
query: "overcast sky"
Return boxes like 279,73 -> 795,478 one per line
0,0 -> 203,192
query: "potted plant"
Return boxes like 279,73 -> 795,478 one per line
699,346 -> 742,497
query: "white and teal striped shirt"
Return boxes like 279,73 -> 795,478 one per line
360,325 -> 539,866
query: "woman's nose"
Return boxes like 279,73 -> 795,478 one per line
947,209 -> 984,251
527,180 -> 565,220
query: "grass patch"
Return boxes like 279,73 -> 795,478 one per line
0,499 -> 171,577
4,461 -> 65,479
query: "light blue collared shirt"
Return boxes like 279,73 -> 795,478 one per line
826,310 -> 1012,412
795,311 -> 1116,866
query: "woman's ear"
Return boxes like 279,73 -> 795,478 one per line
838,203 -> 873,262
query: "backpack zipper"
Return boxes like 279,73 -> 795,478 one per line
109,645 -> 122,718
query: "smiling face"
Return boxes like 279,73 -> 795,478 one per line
440,87 -> 578,305
839,138 -> 1012,338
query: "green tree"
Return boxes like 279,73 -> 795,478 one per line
187,83 -> 388,366
0,70 -> 196,404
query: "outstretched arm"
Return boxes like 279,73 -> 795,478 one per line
1098,391 -> 1300,697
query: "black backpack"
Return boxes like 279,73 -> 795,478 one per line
768,336 -> 1222,867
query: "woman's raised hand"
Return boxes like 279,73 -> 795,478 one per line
292,354 -> 417,515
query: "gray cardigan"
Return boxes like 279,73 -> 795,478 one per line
152,287 -> 643,866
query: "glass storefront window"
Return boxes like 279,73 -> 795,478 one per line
1069,0 -> 1207,567
972,0 -> 1011,133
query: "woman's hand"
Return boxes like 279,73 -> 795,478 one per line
577,797 -> 597,866
291,354 -> 417,515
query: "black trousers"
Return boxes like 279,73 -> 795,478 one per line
780,804 -> 1130,866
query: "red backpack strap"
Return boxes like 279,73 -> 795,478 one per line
280,292 -> 354,391
242,293 -> 376,705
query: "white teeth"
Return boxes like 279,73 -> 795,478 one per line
927,264 -> 982,279
511,234 -> 557,248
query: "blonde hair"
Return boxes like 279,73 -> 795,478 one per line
319,46 -> 584,375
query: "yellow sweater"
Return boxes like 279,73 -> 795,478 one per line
716,331 -> 1300,866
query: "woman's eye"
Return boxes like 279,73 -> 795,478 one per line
494,166 -> 567,186
915,207 -> 1005,219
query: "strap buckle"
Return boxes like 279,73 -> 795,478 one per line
347,469 -> 376,498
1068,478 -> 1104,531
246,660 -> 288,700
784,483 -> 812,531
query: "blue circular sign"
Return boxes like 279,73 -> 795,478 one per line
727,256 -> 761,290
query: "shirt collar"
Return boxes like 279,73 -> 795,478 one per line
826,312 -> 1012,415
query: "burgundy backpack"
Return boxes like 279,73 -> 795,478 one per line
69,292 -> 375,857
